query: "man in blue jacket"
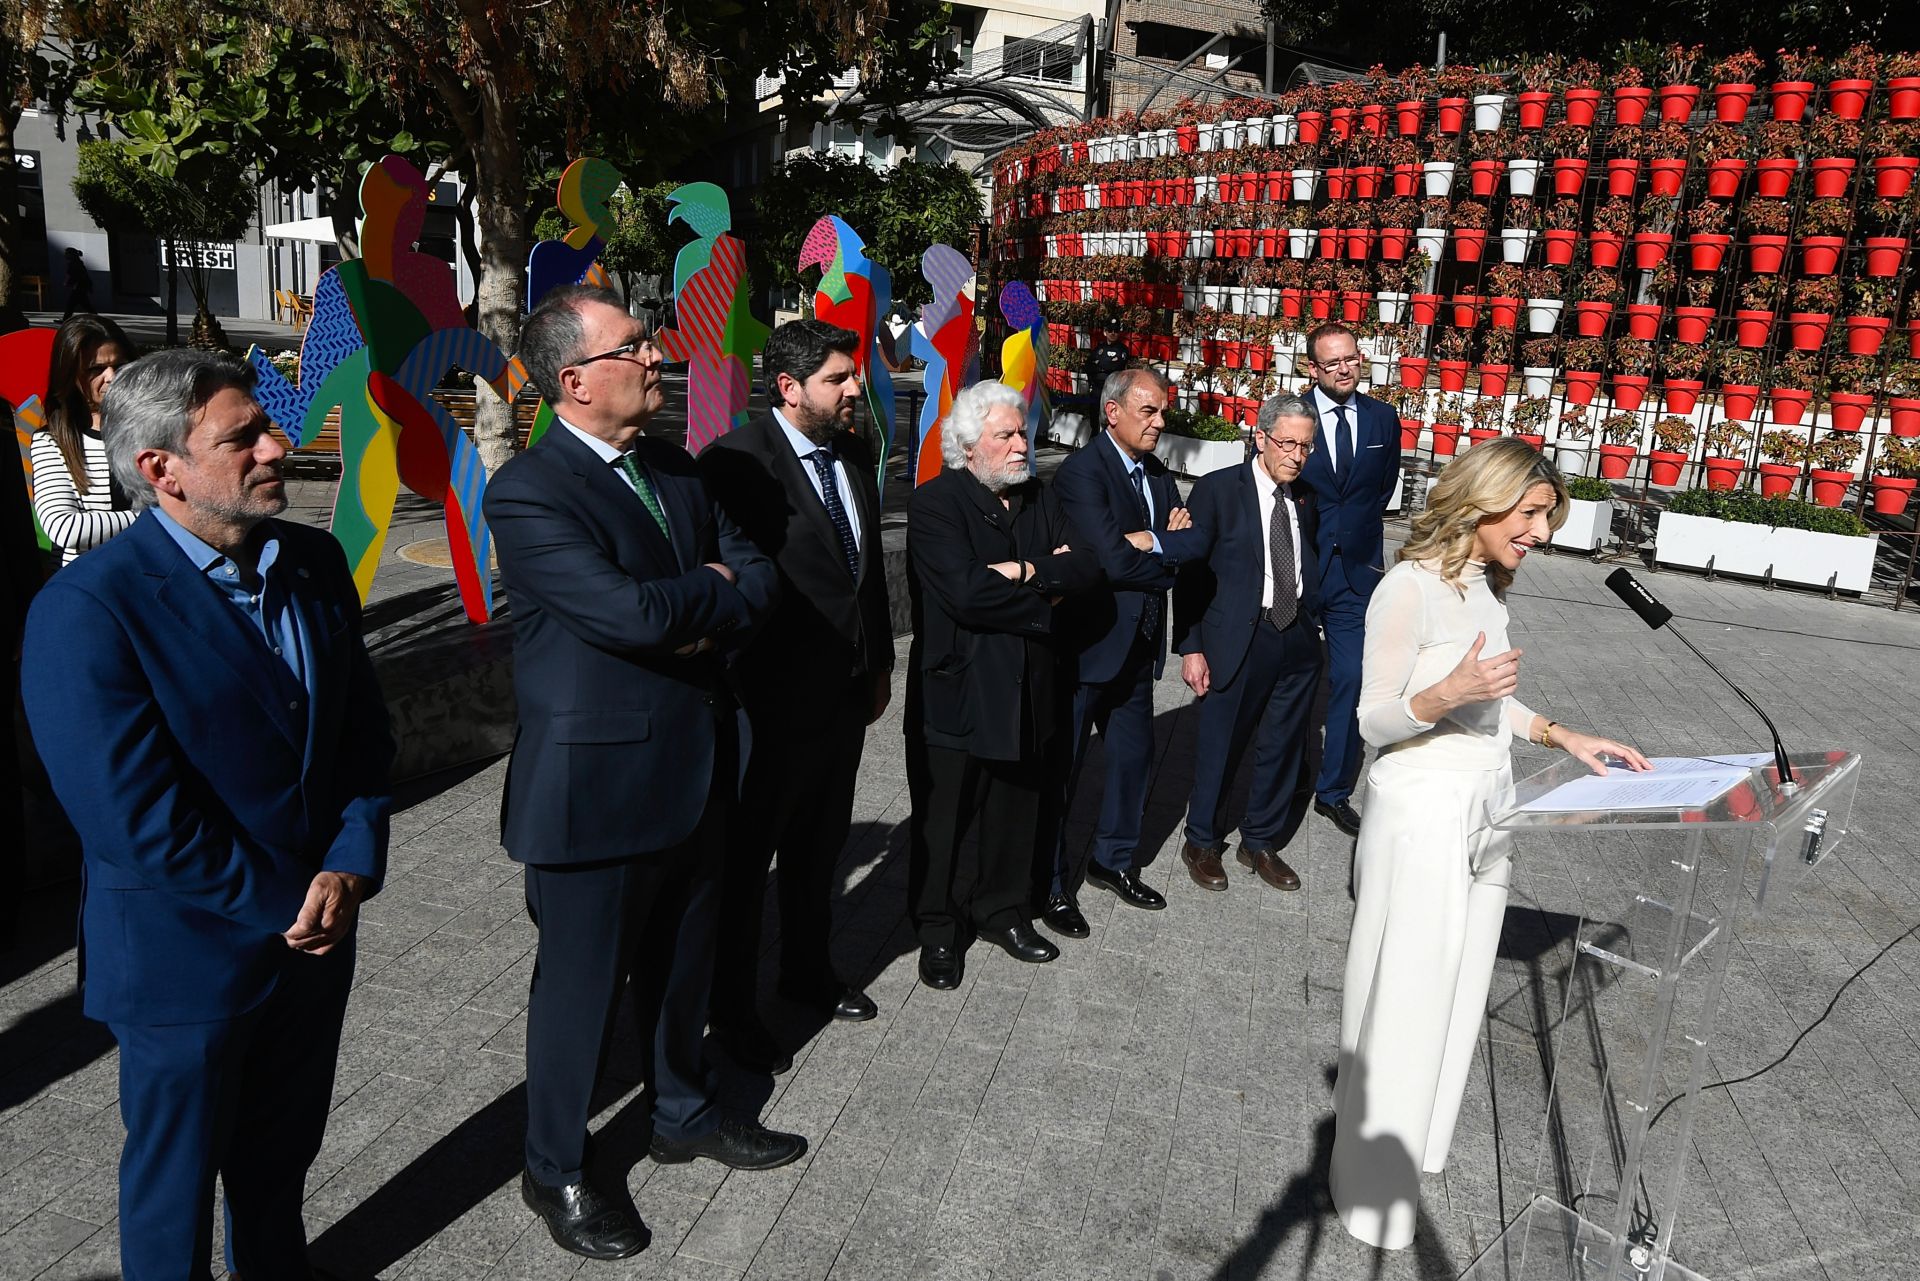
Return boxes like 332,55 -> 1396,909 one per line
1172,394 -> 1323,893
1295,323 -> 1401,838
21,349 -> 394,1281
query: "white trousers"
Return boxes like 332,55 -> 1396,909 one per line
1330,754 -> 1514,1250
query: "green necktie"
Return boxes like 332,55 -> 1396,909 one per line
616,453 -> 672,544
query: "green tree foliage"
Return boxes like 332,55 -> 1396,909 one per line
2,5 -> 84,322
753,153 -> 981,306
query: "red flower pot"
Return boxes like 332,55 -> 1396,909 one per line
1809,469 -> 1852,507
1280,288 -> 1303,319
1607,157 -> 1641,197
1909,319 -> 1920,359
1352,166 -> 1384,199
1770,386 -> 1813,425
1713,83 -> 1756,123
1396,100 -> 1426,135
1266,171 -> 1287,201
1633,232 -> 1673,269
1308,288 -> 1334,319
1614,86 -> 1653,125
1598,443 -> 1637,478
1747,235 -> 1789,274
1544,228 -> 1579,265
1338,290 -> 1367,323
1811,157 -> 1857,198
1466,428 -> 1502,448
1399,356 -> 1430,388
1488,297 -> 1521,329
1826,79 -> 1873,120
1734,311 -> 1774,349
1345,227 -> 1376,260
1612,375 -> 1651,411
1771,81 -> 1816,122
1758,461 -> 1799,496
1702,457 -> 1743,489
1564,87 -> 1602,126
1649,158 -> 1688,197
1658,83 -> 1701,122
1707,157 -> 1747,199
1722,384 -> 1761,420
1430,423 -> 1462,455
1875,157 -> 1919,198
1363,103 -> 1389,135
1400,418 -> 1423,450
1390,163 -> 1421,197
1326,167 -> 1352,200
1673,306 -> 1717,343
1626,304 -> 1663,341
1379,226 -> 1413,260
1870,476 -> 1916,515
1647,450 -> 1687,485
1892,77 -> 1920,120
1865,237 -> 1909,278
1329,105 -> 1354,141
1317,227 -> 1340,259
1436,360 -> 1470,392
1470,159 -> 1503,197
1479,365 -> 1513,396
1574,301 -> 1614,336
1450,295 -> 1482,328
1754,157 -> 1798,197
1787,312 -> 1832,350
1688,234 -> 1732,272
1664,380 -> 1705,415
1296,110 -> 1324,142
1409,293 -> 1440,324
1565,370 -> 1603,405
1892,397 -> 1920,436
1454,228 -> 1488,261
1176,124 -> 1198,153
1589,231 -> 1625,268
1517,91 -> 1551,129
1828,392 -> 1874,432
1436,97 -> 1467,133
1553,158 -> 1589,196
1846,316 -> 1891,355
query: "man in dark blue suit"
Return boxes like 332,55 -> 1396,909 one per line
1043,366 -> 1203,936
486,286 -> 799,1261
1173,395 -> 1324,893
21,350 -> 393,1281
1295,322 -> 1401,838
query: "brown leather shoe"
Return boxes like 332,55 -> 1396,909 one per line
1236,844 -> 1301,891
1181,840 -> 1229,891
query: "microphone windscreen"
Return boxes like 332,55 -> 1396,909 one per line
1606,568 -> 1672,629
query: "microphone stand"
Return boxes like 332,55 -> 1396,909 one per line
1661,623 -> 1797,789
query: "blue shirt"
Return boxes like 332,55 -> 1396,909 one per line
152,507 -> 315,704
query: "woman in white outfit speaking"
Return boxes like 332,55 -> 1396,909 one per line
1330,438 -> 1649,1250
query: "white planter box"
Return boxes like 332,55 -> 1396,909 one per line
1552,498 -> 1614,551
1155,434 -> 1245,478
1654,511 -> 1879,593
1048,412 -> 1095,449
1376,290 -> 1410,323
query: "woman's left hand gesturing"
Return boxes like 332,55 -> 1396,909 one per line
1557,728 -> 1653,776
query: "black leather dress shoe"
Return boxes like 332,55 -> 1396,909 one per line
1083,863 -> 1167,910
1040,894 -> 1091,938
980,922 -> 1060,963
521,1169 -> 650,1260
1314,798 -> 1363,837
919,945 -> 964,989
779,981 -> 880,1022
649,1114 -> 807,1170
714,1021 -> 793,1075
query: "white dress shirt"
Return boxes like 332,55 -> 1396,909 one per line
1311,387 -> 1357,474
773,408 -> 863,556
1251,460 -> 1304,608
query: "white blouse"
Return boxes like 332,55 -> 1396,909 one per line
1358,558 -> 1537,770
31,427 -> 137,565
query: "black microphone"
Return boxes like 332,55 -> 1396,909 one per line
1605,569 -> 1795,787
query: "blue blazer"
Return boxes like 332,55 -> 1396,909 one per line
21,513 -> 394,1025
1054,432 -> 1204,683
483,425 -> 775,864
1172,463 -> 1322,689
1296,387 -> 1400,593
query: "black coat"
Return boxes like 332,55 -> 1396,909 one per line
905,469 -> 1101,762
698,413 -> 892,734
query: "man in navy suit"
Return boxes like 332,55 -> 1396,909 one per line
1173,394 -> 1324,892
1296,323 -> 1401,838
21,349 -> 393,1281
486,286 -> 800,1261
1043,366 -> 1203,936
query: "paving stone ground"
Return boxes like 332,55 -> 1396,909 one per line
7,445 -> 1920,1280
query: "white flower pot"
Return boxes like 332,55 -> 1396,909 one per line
1198,123 -> 1219,152
1423,161 -> 1456,197
1271,113 -> 1297,144
1251,288 -> 1276,317
1184,285 -> 1205,309
1552,496 -> 1612,548
1472,94 -> 1509,131
1501,228 -> 1536,263
1523,366 -> 1556,397
1288,228 -> 1313,258
1155,433 -> 1246,478
1194,175 -> 1215,203
1525,298 -> 1564,333
1291,168 -> 1318,200
1219,122 -> 1242,149
1045,236 -> 1059,258
1369,355 -> 1391,385
1243,117 -> 1270,147
1047,412 -> 1095,449
1376,290 -> 1410,323
1655,511 -> 1879,593
1509,158 -> 1541,197
1415,226 -> 1447,261
1157,128 -> 1175,155
1203,284 -> 1225,308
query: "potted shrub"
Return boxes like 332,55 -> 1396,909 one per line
1787,275 -> 1842,350
1806,432 -> 1863,507
1826,355 -> 1877,432
1870,437 -> 1920,515
1156,405 -> 1247,477
1598,411 -> 1641,477
1656,486 -> 1878,590
1757,428 -> 1809,496
1661,342 -> 1711,414
1610,334 -> 1655,410
1770,350 -> 1822,426
1710,50 -> 1764,122
1563,57 -> 1606,126
1702,421 -> 1752,489
1648,415 -> 1696,485
1771,47 -> 1824,123
1550,406 -> 1593,474
1890,50 -> 1920,120
1465,393 -> 1506,447
1887,359 -> 1920,437
1564,335 -> 1608,405
1510,394 -> 1551,450
1555,472 -> 1617,550
1871,120 -> 1920,197
1521,336 -> 1559,397
1827,43 -> 1880,120
1430,393 -> 1466,456
1742,196 -> 1792,273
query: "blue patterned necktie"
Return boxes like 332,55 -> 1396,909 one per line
1334,402 -> 1354,476
1128,463 -> 1161,639
809,448 -> 859,580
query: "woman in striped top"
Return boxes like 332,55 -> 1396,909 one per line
30,314 -> 138,565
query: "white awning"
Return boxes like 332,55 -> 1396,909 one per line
262,215 -> 341,243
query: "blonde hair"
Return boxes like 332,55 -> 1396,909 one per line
1399,438 -> 1568,596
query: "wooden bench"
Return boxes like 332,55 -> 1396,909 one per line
283,388 -> 542,477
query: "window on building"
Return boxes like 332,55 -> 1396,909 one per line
1003,36 -> 1077,85
1131,22 -> 1263,69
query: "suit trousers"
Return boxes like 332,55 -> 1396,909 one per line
1315,556 -> 1371,805
712,681 -> 869,1028
1184,616 -> 1324,850
910,745 -> 1041,948
1330,754 -> 1513,1250
1052,632 -> 1158,895
110,941 -> 354,1281
522,754 -> 732,1186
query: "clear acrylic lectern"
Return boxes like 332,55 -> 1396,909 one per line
1457,749 -> 1861,1281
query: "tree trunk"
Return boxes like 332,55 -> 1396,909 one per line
468,90 -> 526,475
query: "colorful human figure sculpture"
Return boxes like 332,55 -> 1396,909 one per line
798,215 -> 895,484
906,246 -> 979,488
998,281 -> 1049,461
654,182 -> 769,455
522,157 -> 624,449
245,154 -> 505,624
0,325 -> 57,548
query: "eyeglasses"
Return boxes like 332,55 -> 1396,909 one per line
1262,437 -> 1315,454
570,335 -> 657,369
1311,354 -> 1365,370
